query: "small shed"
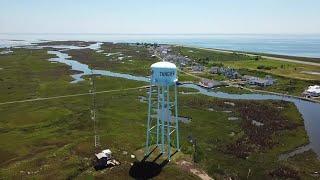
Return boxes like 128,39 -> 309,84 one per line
192,65 -> 204,72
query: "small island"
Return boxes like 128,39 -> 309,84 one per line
0,41 -> 319,179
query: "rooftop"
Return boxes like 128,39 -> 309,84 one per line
307,85 -> 320,93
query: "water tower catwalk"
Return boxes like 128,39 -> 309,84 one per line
145,61 -> 180,161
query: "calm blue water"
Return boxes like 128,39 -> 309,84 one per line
1,34 -> 320,58
42,42 -> 320,156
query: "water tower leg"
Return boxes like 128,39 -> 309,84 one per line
161,86 -> 165,154
145,84 -> 152,155
166,85 -> 171,161
175,84 -> 180,151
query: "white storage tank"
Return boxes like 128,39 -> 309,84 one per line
151,62 -> 177,86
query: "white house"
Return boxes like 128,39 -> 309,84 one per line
306,85 -> 320,97
243,75 -> 275,87
0,49 -> 13,55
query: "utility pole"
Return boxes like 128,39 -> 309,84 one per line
91,70 -> 100,149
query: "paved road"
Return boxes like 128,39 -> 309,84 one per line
186,46 -> 320,67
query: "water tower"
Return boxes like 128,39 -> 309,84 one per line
145,61 -> 180,161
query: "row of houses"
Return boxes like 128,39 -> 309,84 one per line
151,45 -> 194,69
303,85 -> 320,97
151,46 -> 278,88
155,45 -> 172,57
199,78 -> 222,88
164,54 -> 191,67
191,64 -> 205,72
0,49 -> 13,55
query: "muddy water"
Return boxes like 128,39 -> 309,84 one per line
47,51 -> 149,83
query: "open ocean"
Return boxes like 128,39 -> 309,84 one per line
1,34 -> 320,58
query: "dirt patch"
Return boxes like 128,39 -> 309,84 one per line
224,101 -> 301,158
36,41 -> 95,47
38,139 -> 69,148
180,97 -> 303,158
177,160 -> 213,180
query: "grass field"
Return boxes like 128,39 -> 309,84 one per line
173,46 -> 320,96
0,44 -> 319,179
0,48 -> 198,179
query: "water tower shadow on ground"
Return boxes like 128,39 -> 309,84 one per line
129,61 -> 181,179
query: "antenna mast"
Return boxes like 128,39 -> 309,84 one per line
91,70 -> 100,149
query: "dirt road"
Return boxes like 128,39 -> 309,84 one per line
0,85 -> 148,106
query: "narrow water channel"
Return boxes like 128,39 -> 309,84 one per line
45,43 -> 320,157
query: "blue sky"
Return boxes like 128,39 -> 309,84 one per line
1,0 -> 320,34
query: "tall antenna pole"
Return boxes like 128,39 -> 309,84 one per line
145,84 -> 152,155
146,61 -> 180,161
91,70 -> 100,149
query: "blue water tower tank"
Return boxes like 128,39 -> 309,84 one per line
151,62 -> 177,86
